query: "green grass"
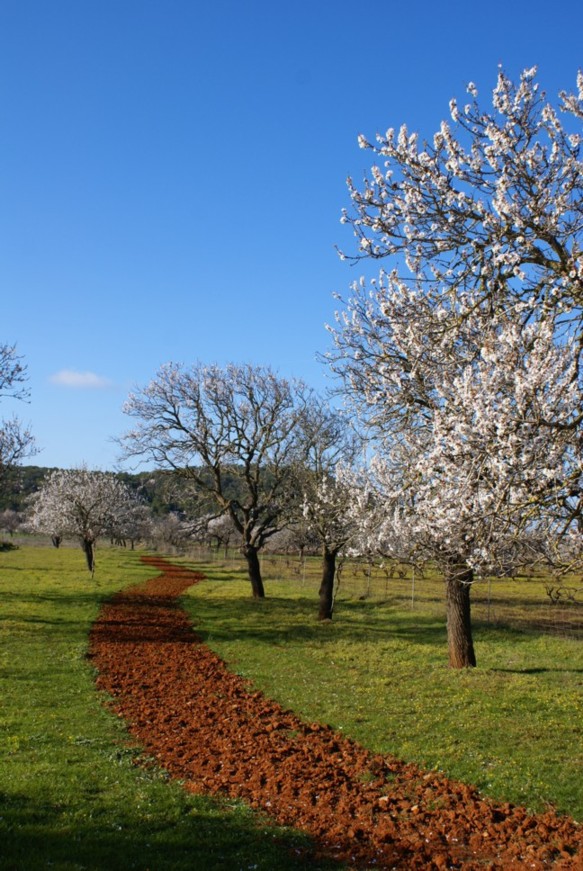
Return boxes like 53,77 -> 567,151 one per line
0,544 -> 339,871
179,554 -> 583,822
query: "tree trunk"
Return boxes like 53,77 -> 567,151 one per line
81,537 -> 95,575
243,544 -> 265,598
445,562 -> 476,668
319,546 -> 337,620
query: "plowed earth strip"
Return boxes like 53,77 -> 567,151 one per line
88,556 -> 583,869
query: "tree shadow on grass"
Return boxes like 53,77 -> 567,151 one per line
0,789 -> 341,871
491,666 -> 583,675
0,588 -> 115,620
185,595 -> 448,649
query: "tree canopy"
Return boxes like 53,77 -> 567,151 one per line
29,468 -> 141,573
121,362 -> 312,597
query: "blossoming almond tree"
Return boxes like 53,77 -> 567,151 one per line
296,399 -> 360,620
334,299 -> 580,665
29,468 -> 141,574
329,68 -> 583,666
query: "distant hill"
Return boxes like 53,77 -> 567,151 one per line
0,465 -> 225,518
0,465 -> 175,514
0,465 -> 58,512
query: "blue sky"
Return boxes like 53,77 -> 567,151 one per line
1,0 -> 581,470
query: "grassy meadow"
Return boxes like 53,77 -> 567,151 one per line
1,542 -> 582,871
179,550 -> 583,821
0,543 -> 337,871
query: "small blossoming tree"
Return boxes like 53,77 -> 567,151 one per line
296,398 -> 360,620
29,468 -> 141,574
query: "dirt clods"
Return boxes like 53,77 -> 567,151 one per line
88,556 -> 583,869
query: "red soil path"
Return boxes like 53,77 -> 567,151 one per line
88,556 -> 583,869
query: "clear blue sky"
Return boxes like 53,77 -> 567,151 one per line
1,0 -> 581,470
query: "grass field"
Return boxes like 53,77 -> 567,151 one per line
1,542 -> 582,871
0,544 -> 338,871
179,549 -> 583,821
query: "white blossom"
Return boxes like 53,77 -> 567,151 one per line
28,468 -> 141,572
330,68 -> 583,664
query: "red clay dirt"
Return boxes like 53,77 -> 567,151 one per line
88,556 -> 583,869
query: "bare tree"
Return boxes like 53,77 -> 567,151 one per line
206,513 -> 240,556
0,509 -> 21,538
121,362 -> 309,597
0,344 -> 27,400
0,344 -> 36,495
148,512 -> 193,552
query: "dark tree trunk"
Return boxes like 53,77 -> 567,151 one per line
51,535 -> 61,549
445,562 -> 476,668
243,544 -> 265,598
81,537 -> 95,575
319,546 -> 337,620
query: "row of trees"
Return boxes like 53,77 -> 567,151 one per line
115,69 -> 583,667
4,68 -> 582,669
120,362 -> 357,611
18,379 -> 357,607
118,68 -> 583,668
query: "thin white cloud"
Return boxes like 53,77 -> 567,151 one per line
49,369 -> 112,389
